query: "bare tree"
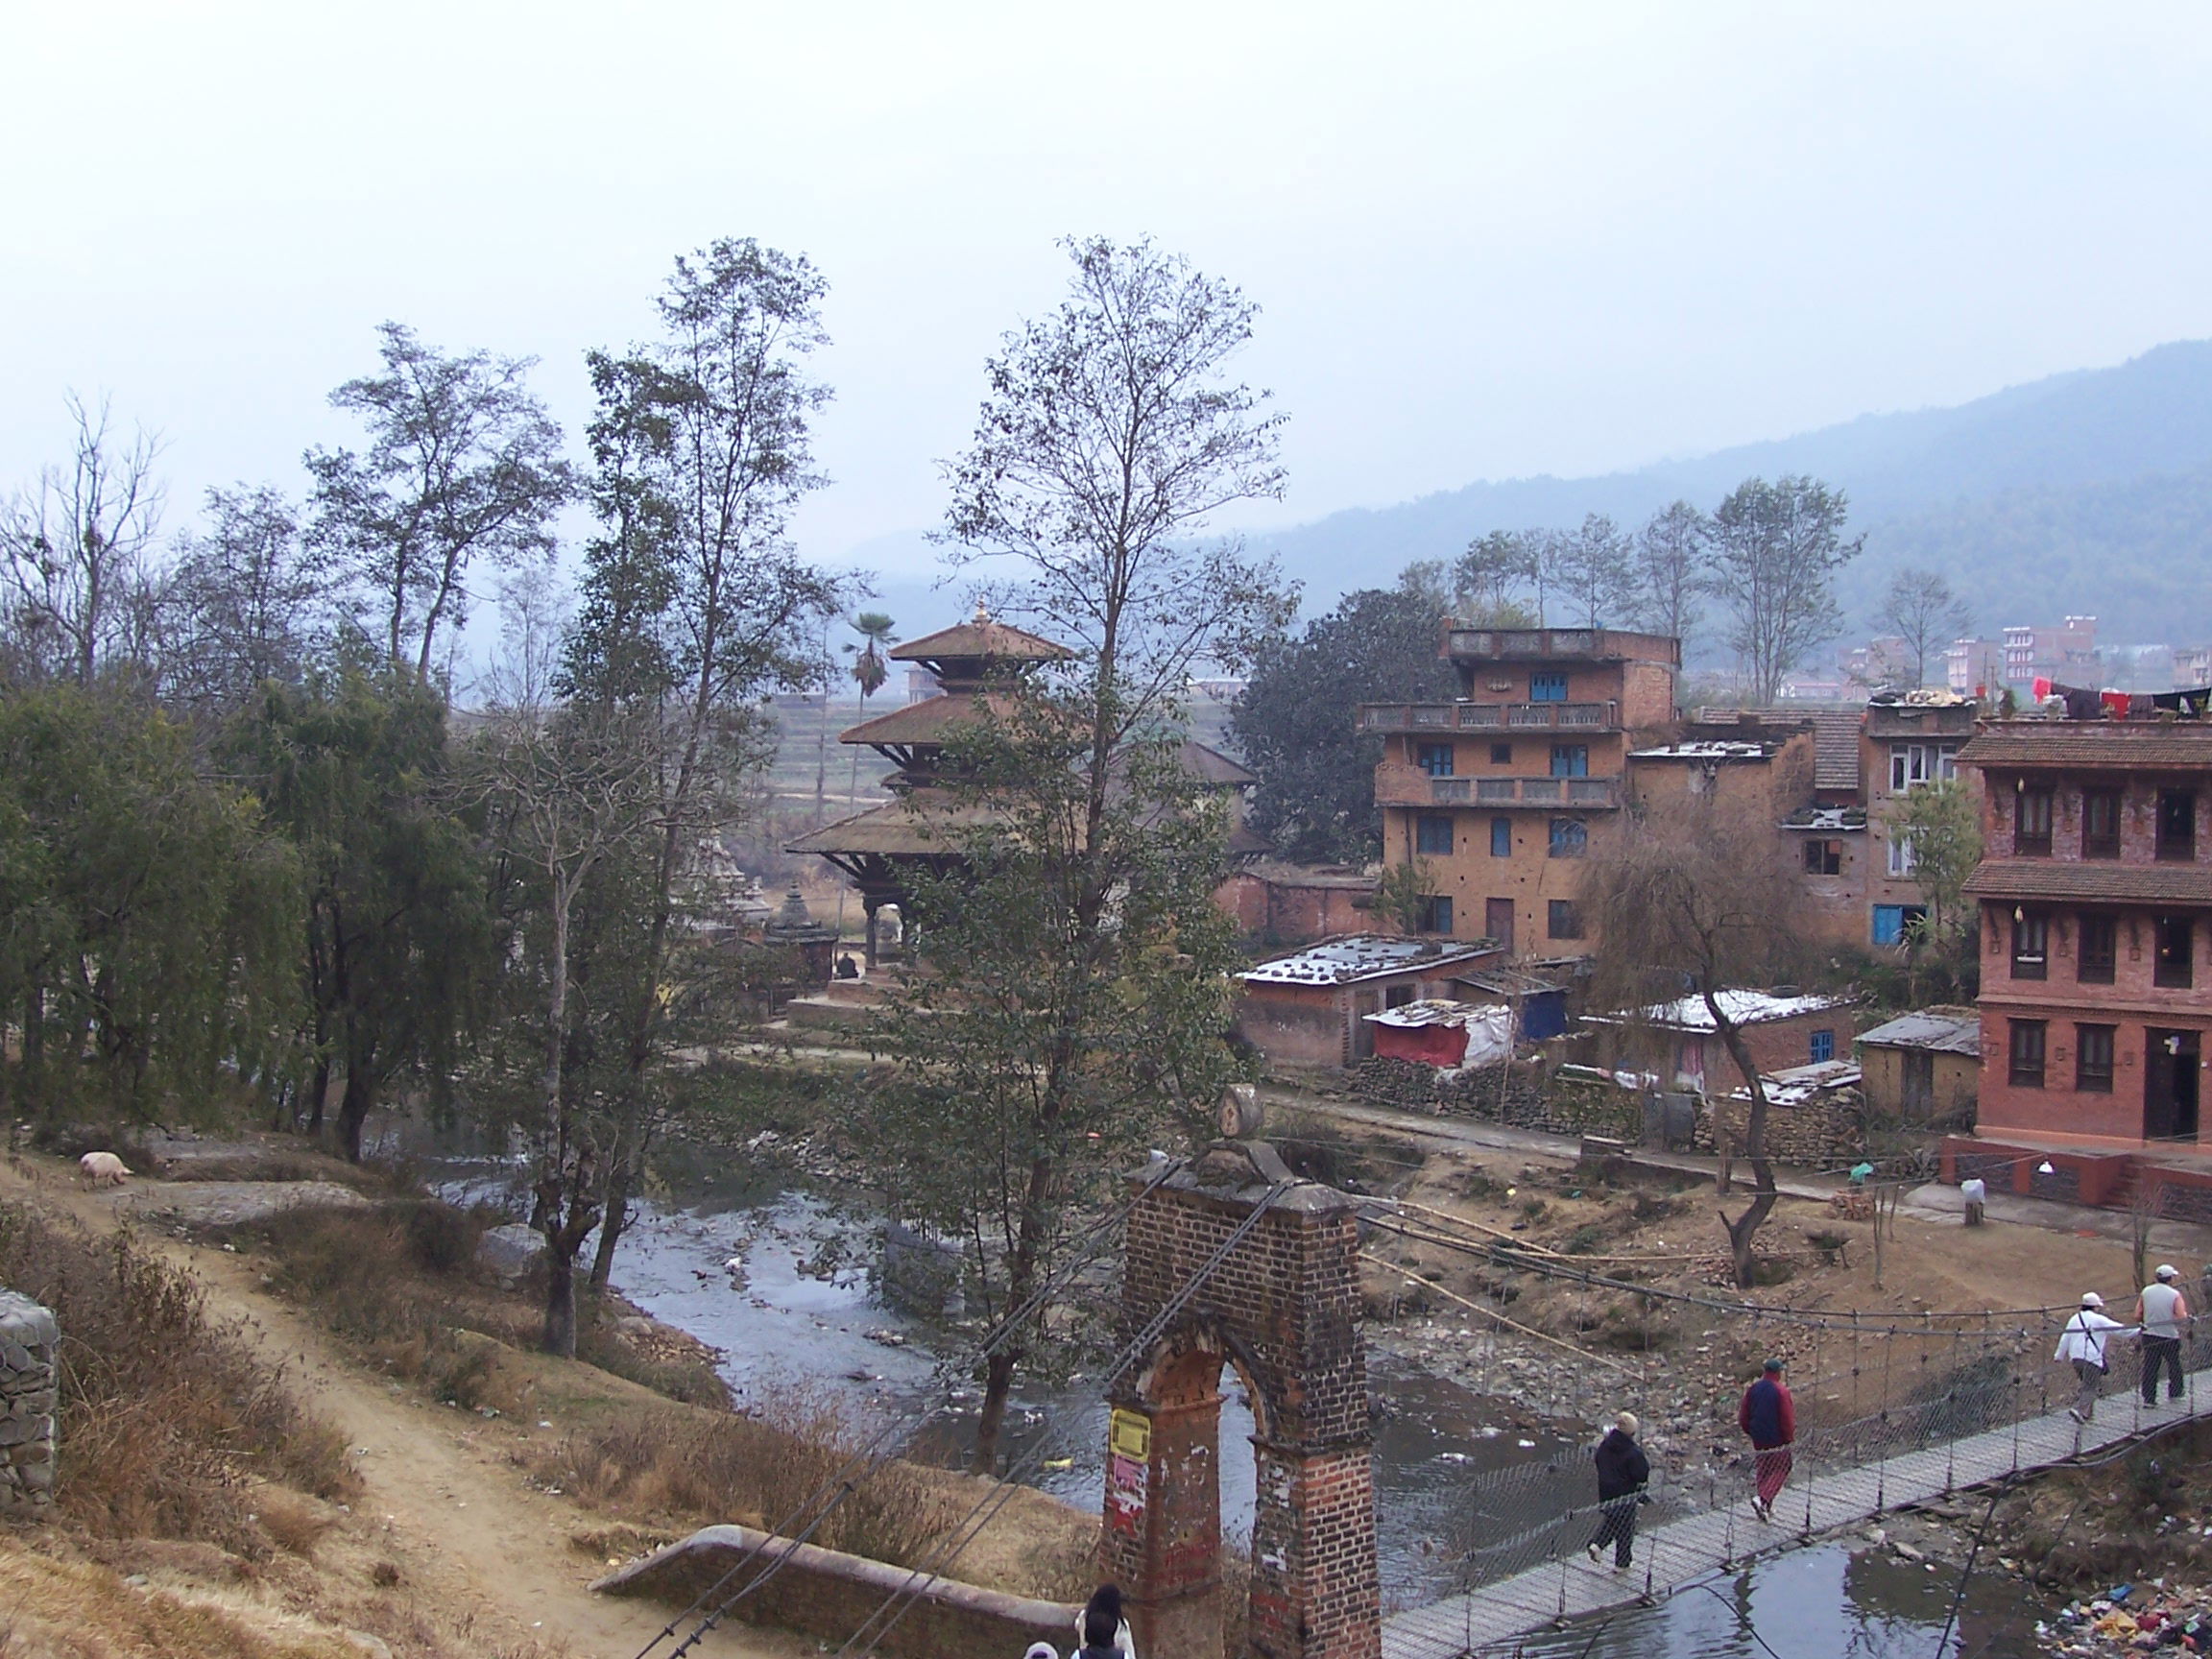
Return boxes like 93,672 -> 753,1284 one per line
1550,513 -> 1635,628
0,394 -> 165,685
1708,475 -> 1863,702
306,323 -> 573,680
1633,499 -> 1711,647
1875,566 -> 1971,687
160,485 -> 323,710
1580,794 -> 1814,1286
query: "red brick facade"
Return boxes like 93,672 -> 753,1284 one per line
1960,723 -> 2212,1153
1104,1148 -> 1379,1659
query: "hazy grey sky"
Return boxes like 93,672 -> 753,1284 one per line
8,2 -> 2211,584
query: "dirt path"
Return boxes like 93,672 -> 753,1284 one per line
0,1158 -> 812,1659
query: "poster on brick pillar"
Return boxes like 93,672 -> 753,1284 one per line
1108,1407 -> 1149,1535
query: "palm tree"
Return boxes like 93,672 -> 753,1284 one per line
836,612 -> 896,950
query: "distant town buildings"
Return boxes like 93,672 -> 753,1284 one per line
2001,615 -> 2098,688
1945,637 -> 2007,698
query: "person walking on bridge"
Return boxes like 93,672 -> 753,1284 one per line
2055,1291 -> 2129,1424
2136,1266 -> 2192,1406
1738,1358 -> 1794,1522
1584,1411 -> 1649,1570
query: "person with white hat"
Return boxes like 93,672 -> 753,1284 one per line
2135,1265 -> 2192,1406
2055,1291 -> 2130,1423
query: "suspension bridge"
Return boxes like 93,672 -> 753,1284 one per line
1384,1336 -> 2212,1657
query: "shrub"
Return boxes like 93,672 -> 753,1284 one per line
0,1201 -> 357,1548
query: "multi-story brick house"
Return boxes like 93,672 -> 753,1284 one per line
1863,696 -> 1981,950
1360,627 -> 1679,955
1958,721 -> 2212,1151
2001,615 -> 2099,689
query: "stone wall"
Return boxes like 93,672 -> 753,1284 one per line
0,1290 -> 57,1517
1694,1090 -> 1867,1166
1353,1057 -> 1645,1142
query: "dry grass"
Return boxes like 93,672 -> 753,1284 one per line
0,1545 -> 359,1659
240,1201 -> 732,1409
0,1202 -> 358,1552
527,1385 -> 1095,1599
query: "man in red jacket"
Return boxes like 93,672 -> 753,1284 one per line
1738,1358 -> 1795,1521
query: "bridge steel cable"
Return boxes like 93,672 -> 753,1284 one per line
817,1179 -> 1297,1659
629,1154 -> 1191,1659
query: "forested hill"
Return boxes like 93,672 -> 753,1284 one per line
1250,340 -> 2212,642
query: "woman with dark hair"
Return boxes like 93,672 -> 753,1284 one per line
1073,1585 -> 1136,1658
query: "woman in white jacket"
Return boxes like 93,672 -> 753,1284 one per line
2055,1291 -> 2132,1424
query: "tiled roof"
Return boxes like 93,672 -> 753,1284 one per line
891,618 -> 1072,663
785,793 -> 1001,856
1960,859 -> 2212,904
1801,709 -> 1864,792
1956,725 -> 2212,770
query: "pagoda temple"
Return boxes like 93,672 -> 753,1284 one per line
788,606 -> 1261,967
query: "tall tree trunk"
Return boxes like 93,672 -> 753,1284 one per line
1707,1003 -> 1778,1288
974,1151 -> 1055,1474
337,1063 -> 375,1163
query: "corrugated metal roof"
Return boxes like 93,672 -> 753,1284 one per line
1242,935 -> 1503,987
1957,725 -> 2212,769
1960,860 -> 2212,904
1583,990 -> 1853,1030
1857,1011 -> 1982,1055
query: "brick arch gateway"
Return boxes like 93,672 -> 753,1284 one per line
1098,1138 -> 1382,1659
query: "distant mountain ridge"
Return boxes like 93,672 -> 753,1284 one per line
1247,341 -> 2212,646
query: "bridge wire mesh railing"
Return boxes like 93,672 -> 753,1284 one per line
1369,1205 -> 2210,1636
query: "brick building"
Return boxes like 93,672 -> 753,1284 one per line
1862,695 -> 1981,949
1237,936 -> 1505,1070
1361,627 -> 1679,957
1958,721 -> 2212,1152
1215,859 -> 1377,949
1582,991 -> 1856,1093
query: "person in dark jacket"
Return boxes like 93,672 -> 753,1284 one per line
1584,1411 -> 1650,1569
1738,1358 -> 1796,1521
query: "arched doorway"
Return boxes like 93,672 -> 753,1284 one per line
1101,1143 -> 1381,1659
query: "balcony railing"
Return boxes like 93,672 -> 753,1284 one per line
1375,767 -> 1622,809
1359,701 -> 1619,733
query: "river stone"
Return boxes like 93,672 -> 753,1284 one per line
476,1224 -> 545,1283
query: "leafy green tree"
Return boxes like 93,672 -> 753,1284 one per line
563,240 -> 848,1290
469,695 -> 666,1357
883,236 -> 1288,1471
1708,475 -> 1863,702
1888,777 -> 1984,994
0,685 -> 301,1119
226,660 -> 492,1159
305,323 -> 573,680
1231,575 -> 1455,864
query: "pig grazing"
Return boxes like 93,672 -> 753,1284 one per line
79,1150 -> 132,1188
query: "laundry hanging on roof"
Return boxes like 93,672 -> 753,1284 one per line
2152,685 -> 2212,717
2102,690 -> 2132,718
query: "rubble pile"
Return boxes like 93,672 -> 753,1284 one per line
2043,1582 -> 2212,1653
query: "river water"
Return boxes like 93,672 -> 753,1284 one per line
430,1145 -> 2053,1649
